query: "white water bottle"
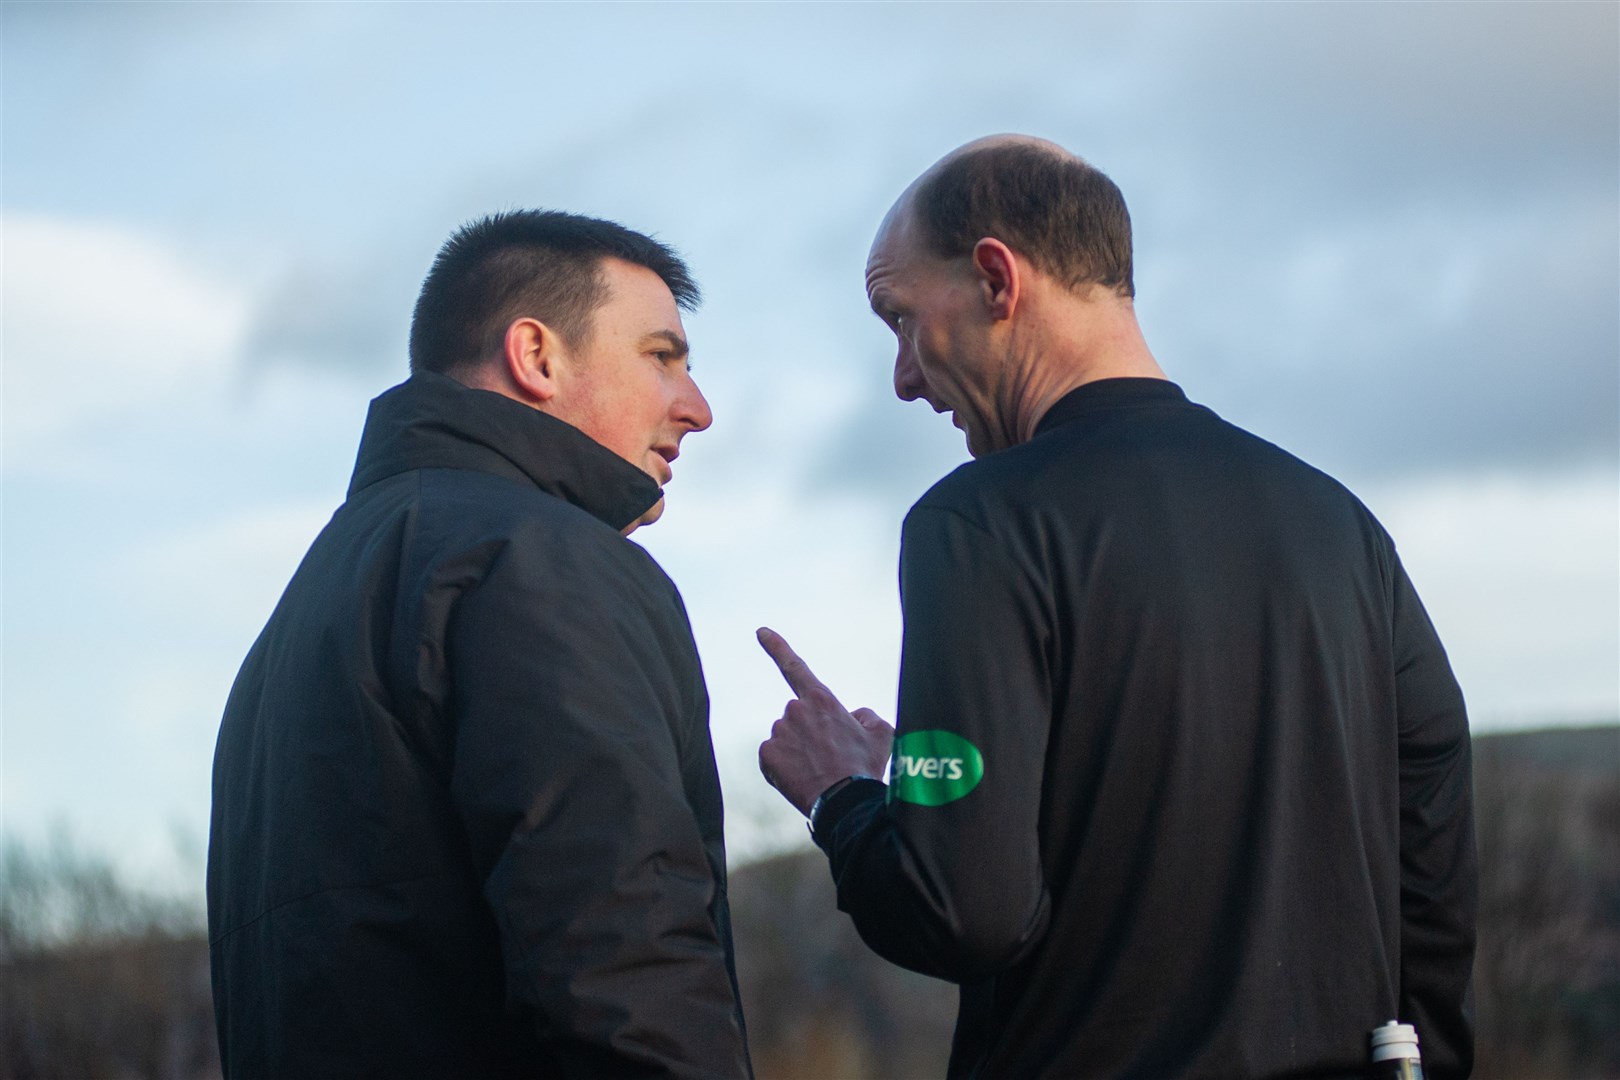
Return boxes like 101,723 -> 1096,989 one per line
1369,1020 -> 1424,1080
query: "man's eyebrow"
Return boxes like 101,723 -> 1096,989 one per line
639,329 -> 689,359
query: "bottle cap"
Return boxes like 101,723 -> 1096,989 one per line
1369,1021 -> 1421,1062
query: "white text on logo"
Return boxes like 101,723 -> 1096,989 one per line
896,755 -> 966,781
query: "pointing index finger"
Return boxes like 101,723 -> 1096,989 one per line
756,626 -> 828,699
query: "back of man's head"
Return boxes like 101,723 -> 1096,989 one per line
911,141 -> 1134,299
409,209 -> 700,377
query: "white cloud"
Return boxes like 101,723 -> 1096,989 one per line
1148,191 -> 1619,478
1361,468 -> 1620,728
2,215 -> 249,463
2,499 -> 339,890
108,501 -> 336,645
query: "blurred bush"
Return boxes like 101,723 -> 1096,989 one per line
729,842 -> 955,1078
1,726 -> 1614,1079
1472,728 -> 1620,1080
0,829 -> 217,1080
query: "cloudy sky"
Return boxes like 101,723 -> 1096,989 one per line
4,2 -> 1616,886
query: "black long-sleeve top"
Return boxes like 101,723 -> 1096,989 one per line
815,378 -> 1475,1079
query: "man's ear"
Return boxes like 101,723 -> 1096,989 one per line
971,237 -> 1020,321
502,317 -> 564,404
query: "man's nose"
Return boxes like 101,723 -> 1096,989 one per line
677,373 -> 714,433
893,344 -> 926,402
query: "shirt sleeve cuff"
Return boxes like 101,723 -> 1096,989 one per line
810,777 -> 887,852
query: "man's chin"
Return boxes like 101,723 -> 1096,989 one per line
623,494 -> 667,536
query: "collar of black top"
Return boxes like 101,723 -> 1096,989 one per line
1034,377 -> 1189,439
345,370 -> 663,532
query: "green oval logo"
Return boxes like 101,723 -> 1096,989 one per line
890,730 -> 984,806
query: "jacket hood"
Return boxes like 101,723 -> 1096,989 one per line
347,371 -> 663,531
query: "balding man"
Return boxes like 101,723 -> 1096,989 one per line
758,138 -> 1476,1078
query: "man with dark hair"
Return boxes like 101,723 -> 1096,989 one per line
759,136 -> 1476,1079
209,209 -> 752,1078
408,210 -> 701,379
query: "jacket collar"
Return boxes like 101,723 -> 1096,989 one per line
347,371 -> 663,532
1034,377 -> 1189,438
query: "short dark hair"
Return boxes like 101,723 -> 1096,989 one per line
912,144 -> 1134,298
408,209 -> 700,376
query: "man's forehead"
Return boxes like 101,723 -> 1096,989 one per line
599,258 -> 681,315
580,264 -> 684,358
600,256 -> 674,297
866,200 -> 920,285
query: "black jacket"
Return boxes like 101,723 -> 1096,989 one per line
815,379 -> 1475,1079
208,372 -> 752,1079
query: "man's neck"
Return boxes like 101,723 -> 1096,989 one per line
1003,296 -> 1167,445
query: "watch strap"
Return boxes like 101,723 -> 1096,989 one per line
809,775 -> 882,842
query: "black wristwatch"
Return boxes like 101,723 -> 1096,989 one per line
809,775 -> 875,833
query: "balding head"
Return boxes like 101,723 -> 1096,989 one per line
928,133 -> 1078,174
881,134 -> 1135,299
